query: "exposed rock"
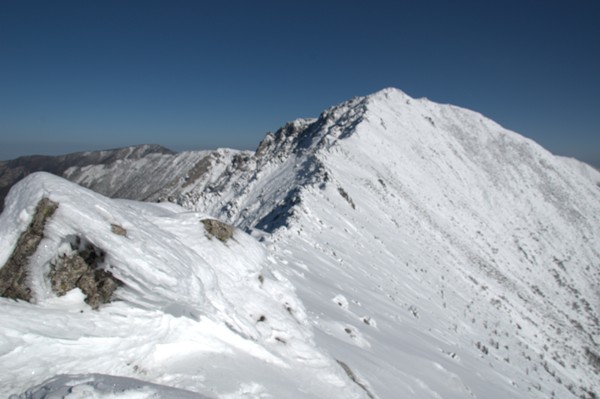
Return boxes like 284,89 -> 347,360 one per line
584,347 -> 600,374
0,194 -> 122,309
338,187 -> 356,209
255,132 -> 275,158
182,155 -> 214,188
201,218 -> 235,242
0,197 -> 58,301
49,237 -> 122,309
110,224 -> 127,236
336,360 -> 376,399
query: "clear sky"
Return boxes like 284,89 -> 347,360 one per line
1,0 -> 599,166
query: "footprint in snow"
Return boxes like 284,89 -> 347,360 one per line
332,294 -> 349,310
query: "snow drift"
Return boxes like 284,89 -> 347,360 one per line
0,173 -> 367,398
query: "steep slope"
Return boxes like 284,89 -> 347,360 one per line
0,173 -> 367,398
175,88 -> 600,398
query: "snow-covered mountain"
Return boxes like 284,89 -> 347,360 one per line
1,88 -> 599,398
168,88 -> 600,398
0,173 -> 367,398
0,144 -> 176,212
0,143 -> 254,214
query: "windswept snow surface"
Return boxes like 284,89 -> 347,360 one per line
0,173 -> 366,398
174,88 -> 600,398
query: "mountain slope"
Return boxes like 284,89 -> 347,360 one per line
0,145 -> 175,212
1,88 -> 599,398
175,88 -> 600,398
0,144 -> 253,212
0,173 -> 367,398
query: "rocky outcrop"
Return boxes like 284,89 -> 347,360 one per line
0,197 -> 58,301
49,237 -> 122,309
201,218 -> 235,242
0,196 -> 122,309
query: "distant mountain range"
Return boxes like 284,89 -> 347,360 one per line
0,144 -> 174,211
1,88 -> 599,398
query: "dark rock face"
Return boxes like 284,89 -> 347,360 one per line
201,219 -> 235,242
0,197 -> 59,301
49,237 -> 122,310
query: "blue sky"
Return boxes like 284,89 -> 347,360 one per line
1,1 -> 599,166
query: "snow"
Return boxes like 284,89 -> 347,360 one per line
2,87 -> 600,398
172,88 -> 600,398
0,173 -> 367,398
63,148 -> 248,203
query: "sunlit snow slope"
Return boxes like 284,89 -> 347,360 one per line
0,173 -> 367,398
176,88 -> 600,398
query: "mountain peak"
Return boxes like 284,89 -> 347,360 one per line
170,88 -> 600,233
173,88 -> 600,398
365,86 -> 410,101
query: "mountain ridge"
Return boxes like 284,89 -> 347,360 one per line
178,87 -> 600,397
0,87 -> 599,398
0,144 -> 176,212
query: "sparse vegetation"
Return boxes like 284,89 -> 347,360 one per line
584,347 -> 600,374
476,341 -> 489,355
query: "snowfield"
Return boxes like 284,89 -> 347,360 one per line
0,173 -> 367,398
1,88 -> 599,398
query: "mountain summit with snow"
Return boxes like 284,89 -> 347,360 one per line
1,88 -> 599,398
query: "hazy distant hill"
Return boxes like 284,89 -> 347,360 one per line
0,144 -> 176,211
